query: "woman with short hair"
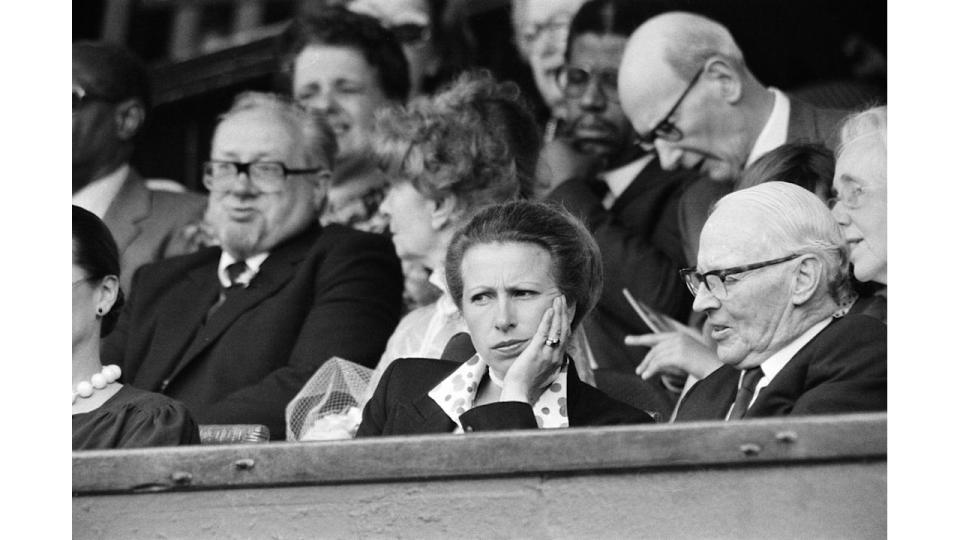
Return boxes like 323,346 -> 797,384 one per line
73,206 -> 200,450
357,200 -> 653,436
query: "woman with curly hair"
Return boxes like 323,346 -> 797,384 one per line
362,71 -> 550,400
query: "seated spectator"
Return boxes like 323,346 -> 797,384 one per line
616,12 -> 848,266
673,182 -> 886,421
319,0 -> 454,97
512,0 -> 587,140
736,142 -> 835,201
831,106 -> 887,322
628,142 -> 846,396
357,201 -> 654,436
73,206 -> 199,450
72,42 -> 206,294
365,71 -> 534,397
537,0 -> 690,414
102,92 -> 404,440
277,6 -> 410,233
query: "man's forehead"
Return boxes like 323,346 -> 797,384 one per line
618,49 -> 678,125
698,206 -> 772,267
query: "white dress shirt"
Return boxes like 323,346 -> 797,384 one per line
745,88 -> 792,168
598,154 -> 655,209
72,164 -> 130,218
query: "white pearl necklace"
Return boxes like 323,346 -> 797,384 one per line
73,365 -> 121,404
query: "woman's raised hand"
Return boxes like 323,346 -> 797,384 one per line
500,296 -> 569,404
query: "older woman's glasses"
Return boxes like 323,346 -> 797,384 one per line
636,66 -> 705,146
556,65 -> 620,104
827,182 -> 865,210
202,161 -> 323,193
679,253 -> 801,299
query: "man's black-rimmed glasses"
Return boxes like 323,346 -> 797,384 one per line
679,253 -> 802,299
636,66 -> 705,146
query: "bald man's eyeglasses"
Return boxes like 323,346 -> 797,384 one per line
636,66 -> 704,146
679,253 -> 801,299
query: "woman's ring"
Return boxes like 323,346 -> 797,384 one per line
544,337 -> 560,348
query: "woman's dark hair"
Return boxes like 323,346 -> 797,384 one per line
72,205 -> 124,337
445,200 -> 602,331
564,0 -> 669,62
737,142 -> 835,198
276,6 -> 410,102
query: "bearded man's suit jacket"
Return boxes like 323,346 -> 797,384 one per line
103,223 -> 404,439
102,168 -> 207,293
675,314 -> 886,421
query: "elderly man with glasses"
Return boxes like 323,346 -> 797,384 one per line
672,182 -> 886,421
103,92 -> 404,440
617,11 -> 849,267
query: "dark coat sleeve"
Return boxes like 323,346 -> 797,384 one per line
199,231 -> 404,430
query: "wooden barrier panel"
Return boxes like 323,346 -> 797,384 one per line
74,413 -> 886,539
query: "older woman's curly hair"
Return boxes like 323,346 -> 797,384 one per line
372,70 -> 540,216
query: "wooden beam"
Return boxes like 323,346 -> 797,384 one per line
73,413 -> 885,494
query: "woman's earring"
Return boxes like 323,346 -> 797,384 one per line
96,308 -> 103,318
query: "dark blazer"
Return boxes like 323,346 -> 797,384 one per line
356,357 -> 654,437
675,315 -> 887,421
677,98 -> 849,266
548,159 -> 697,372
103,223 -> 404,439
102,168 -> 207,294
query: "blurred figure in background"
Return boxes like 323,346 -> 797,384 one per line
277,6 -> 409,233
831,105 -> 886,322
512,0 -> 587,141
74,206 -> 199,450
73,41 -> 206,294
535,0 -> 689,418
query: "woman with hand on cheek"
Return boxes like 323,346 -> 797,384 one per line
357,201 -> 653,436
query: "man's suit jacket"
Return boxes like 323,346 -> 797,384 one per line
356,357 -> 653,437
548,159 -> 698,373
102,168 -> 206,293
102,223 -> 404,439
674,315 -> 886,421
677,98 -> 850,266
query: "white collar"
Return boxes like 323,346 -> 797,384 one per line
72,164 -> 130,219
598,154 -> 655,207
745,88 -> 791,168
745,316 -> 833,409
427,354 -> 569,433
428,266 -> 459,319
217,251 -> 270,288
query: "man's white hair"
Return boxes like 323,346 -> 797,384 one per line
714,181 -> 850,302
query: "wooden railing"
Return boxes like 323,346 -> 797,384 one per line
74,413 -> 886,538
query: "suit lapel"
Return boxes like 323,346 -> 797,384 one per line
102,169 -> 150,255
163,227 -> 320,385
131,259 -> 221,390
396,395 -> 457,434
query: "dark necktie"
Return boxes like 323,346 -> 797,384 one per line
207,260 -> 248,320
728,367 -> 764,420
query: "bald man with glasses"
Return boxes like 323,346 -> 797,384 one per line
672,182 -> 886,421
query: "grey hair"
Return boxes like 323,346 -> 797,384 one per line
837,105 -> 887,180
218,91 -> 338,170
714,181 -> 850,304
647,11 -> 746,80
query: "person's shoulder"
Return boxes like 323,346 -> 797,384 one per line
817,314 -> 886,345
134,244 -> 219,282
108,385 -> 195,418
316,223 -> 391,249
379,357 -> 459,395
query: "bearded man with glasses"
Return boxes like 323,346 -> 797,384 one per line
103,93 -> 404,440
672,182 -> 886,421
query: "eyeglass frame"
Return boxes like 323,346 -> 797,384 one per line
555,65 -> 620,104
202,160 -> 325,193
73,84 -> 117,113
520,14 -> 573,47
636,65 -> 705,146
827,182 -> 866,210
679,253 -> 802,299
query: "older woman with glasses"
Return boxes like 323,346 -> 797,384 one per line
830,106 -> 886,323
73,206 -> 200,450
357,201 -> 653,436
